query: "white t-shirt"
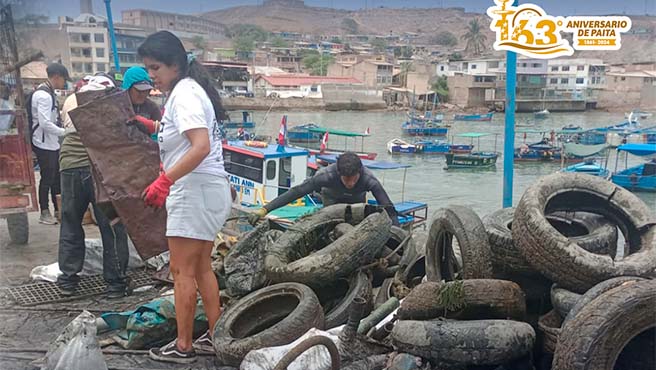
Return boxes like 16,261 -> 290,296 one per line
159,77 -> 227,177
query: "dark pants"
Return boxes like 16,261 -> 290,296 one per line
57,167 -> 129,291
33,146 -> 60,212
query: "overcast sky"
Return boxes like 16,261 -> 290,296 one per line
8,0 -> 655,21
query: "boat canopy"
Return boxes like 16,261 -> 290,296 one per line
456,132 -> 495,138
317,154 -> 411,170
307,126 -> 370,137
563,143 -> 608,157
617,143 -> 656,156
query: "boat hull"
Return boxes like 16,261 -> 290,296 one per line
454,112 -> 494,122
611,163 -> 656,192
445,152 -> 498,169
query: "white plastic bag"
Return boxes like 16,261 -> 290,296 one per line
241,327 -> 343,370
42,310 -> 108,370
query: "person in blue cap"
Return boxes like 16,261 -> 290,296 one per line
123,66 -> 162,138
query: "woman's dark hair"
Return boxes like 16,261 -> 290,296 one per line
137,31 -> 225,121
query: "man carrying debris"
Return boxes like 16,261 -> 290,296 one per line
249,151 -> 400,226
56,75 -> 132,299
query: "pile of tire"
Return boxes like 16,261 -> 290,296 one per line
387,205 -> 536,369
484,173 -> 656,370
214,203 -> 410,366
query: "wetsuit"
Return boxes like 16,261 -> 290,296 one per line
263,163 -> 399,225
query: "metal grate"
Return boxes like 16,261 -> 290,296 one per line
5,269 -> 154,306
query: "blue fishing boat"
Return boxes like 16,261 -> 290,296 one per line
515,140 -> 560,162
453,112 -> 494,122
224,111 -> 256,129
561,160 -> 610,178
287,123 -> 323,143
611,144 -> 656,192
415,140 -> 473,154
401,121 -> 448,136
387,138 -> 416,154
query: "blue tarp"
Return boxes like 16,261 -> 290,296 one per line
317,154 -> 411,170
617,143 -> 656,156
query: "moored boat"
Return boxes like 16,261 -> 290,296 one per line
561,160 -> 610,178
611,143 -> 656,192
387,138 -> 416,154
453,112 -> 494,122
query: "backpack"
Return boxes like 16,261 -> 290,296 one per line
25,84 -> 57,144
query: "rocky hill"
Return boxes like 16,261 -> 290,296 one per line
202,4 -> 656,64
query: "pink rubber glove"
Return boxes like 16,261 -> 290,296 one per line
132,115 -> 158,134
142,173 -> 174,208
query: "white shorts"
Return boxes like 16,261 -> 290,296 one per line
166,172 -> 231,241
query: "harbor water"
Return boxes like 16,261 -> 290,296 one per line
242,110 -> 655,218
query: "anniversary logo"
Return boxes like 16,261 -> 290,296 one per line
487,0 -> 632,59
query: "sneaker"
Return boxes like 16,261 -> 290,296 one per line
57,283 -> 77,297
39,210 -> 58,225
106,287 -> 133,299
149,340 -> 197,364
192,330 -> 214,353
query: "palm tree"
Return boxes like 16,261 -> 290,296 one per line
461,18 -> 487,56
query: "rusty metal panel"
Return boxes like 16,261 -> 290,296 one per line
68,90 -> 167,259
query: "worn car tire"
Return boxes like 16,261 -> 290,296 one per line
538,309 -> 562,354
266,210 -> 391,286
483,208 -> 619,276
6,212 -> 29,245
550,285 -> 581,319
224,222 -> 276,297
425,206 -> 493,282
512,173 -> 656,293
563,276 -> 646,325
392,319 -> 535,366
322,271 -> 373,329
397,279 -> 526,321
552,279 -> 656,370
213,282 -> 325,366
374,235 -> 426,309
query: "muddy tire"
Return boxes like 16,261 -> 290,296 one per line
538,310 -> 562,354
213,282 -> 324,366
391,319 -> 535,366
563,276 -> 646,325
266,211 -> 391,287
425,206 -> 493,282
6,212 -> 29,245
397,279 -> 526,321
550,285 -> 581,319
483,208 -> 619,276
512,173 -> 656,293
224,222 -> 274,297
552,279 -> 656,370
322,271 -> 373,329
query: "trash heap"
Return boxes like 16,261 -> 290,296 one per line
209,172 -> 656,370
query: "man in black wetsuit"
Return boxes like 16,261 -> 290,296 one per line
248,152 -> 399,225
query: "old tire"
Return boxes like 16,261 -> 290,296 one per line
563,276 -> 646,325
6,212 -> 29,245
213,282 -> 325,366
397,279 -> 526,321
550,285 -> 581,319
425,205 -> 493,282
321,271 -> 373,329
483,208 -> 619,276
537,309 -> 562,354
512,173 -> 656,293
392,319 -> 535,366
266,211 -> 391,286
552,279 -> 656,370
373,236 -> 426,308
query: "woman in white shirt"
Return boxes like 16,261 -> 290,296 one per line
138,31 -> 231,364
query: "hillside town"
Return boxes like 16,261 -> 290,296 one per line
16,0 -> 656,112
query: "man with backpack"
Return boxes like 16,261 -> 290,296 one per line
28,63 -> 69,225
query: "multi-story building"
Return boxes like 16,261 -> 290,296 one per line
58,14 -> 111,77
328,60 -> 393,88
598,71 -> 656,110
121,9 -> 224,39
111,24 -> 147,74
546,58 -> 606,107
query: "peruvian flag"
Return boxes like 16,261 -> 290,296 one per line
320,131 -> 329,153
364,127 -> 371,135
278,115 -> 287,146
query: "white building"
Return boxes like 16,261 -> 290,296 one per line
253,75 -> 361,99
58,14 -> 111,77
546,58 -> 606,93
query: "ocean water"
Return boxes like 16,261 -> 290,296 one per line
241,110 -> 655,218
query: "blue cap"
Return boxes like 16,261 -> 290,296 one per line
121,66 -> 153,91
